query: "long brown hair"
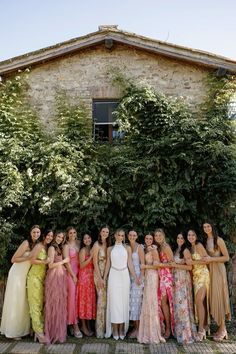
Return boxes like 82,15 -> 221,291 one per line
97,225 -> 111,246
51,231 -> 66,255
202,220 -> 219,250
28,225 -> 41,250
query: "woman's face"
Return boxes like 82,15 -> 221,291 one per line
55,232 -> 64,245
187,230 -> 197,245
83,234 -> 92,246
128,230 -> 138,243
203,223 -> 212,235
45,231 -> 54,244
176,233 -> 185,247
30,227 -> 41,242
154,231 -> 164,244
145,234 -> 153,246
115,230 -> 125,243
100,227 -> 109,241
68,228 -> 77,241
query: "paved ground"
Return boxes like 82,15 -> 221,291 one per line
1,336 -> 236,354
0,320 -> 235,354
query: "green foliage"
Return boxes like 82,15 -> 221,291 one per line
0,71 -> 236,275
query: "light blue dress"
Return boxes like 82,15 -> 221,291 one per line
129,245 -> 144,321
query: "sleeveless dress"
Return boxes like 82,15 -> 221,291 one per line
158,251 -> 175,335
138,251 -> 165,344
67,247 -> 79,325
27,248 -> 47,333
192,252 -> 210,325
44,253 -> 67,344
173,253 -> 197,344
105,244 -> 130,338
0,252 -> 31,338
206,238 -> 231,325
78,254 -> 96,319
129,244 -> 144,321
94,247 -> 107,338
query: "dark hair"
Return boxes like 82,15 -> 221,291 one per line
81,232 -> 92,248
97,225 -> 110,246
144,233 -> 154,253
28,225 -> 41,250
186,229 -> 200,253
202,220 -> 219,250
127,229 -> 138,244
51,231 -> 66,255
173,232 -> 188,259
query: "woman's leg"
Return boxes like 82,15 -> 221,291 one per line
195,286 -> 207,332
161,295 -> 171,338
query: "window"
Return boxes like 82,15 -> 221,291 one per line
93,100 -> 120,142
229,93 -> 236,120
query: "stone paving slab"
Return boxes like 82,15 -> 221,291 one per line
45,343 -> 76,354
215,342 -> 236,354
10,342 -> 42,354
0,342 -> 12,354
81,343 -> 110,354
182,342 -> 214,353
150,343 -> 178,354
115,342 -> 144,354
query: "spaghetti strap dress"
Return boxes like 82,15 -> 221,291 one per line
206,238 -> 231,325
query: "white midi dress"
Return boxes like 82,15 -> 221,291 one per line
105,244 -> 130,338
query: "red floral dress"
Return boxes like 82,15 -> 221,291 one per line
158,251 -> 175,335
77,254 -> 96,319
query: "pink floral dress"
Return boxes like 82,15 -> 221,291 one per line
173,253 -> 196,344
158,251 -> 175,335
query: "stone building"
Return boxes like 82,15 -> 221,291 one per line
0,25 -> 236,141
0,25 -> 236,315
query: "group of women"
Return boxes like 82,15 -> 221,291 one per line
0,221 -> 231,345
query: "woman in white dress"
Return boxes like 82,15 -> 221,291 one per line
104,229 -> 140,340
0,225 -> 41,339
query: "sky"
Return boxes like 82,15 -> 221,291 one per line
0,0 -> 236,62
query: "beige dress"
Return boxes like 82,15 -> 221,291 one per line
206,238 -> 231,325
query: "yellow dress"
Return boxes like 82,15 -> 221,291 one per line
27,248 -> 47,333
192,252 -> 210,324
207,238 -> 231,325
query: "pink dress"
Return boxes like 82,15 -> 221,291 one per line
78,254 -> 96,319
138,251 -> 165,344
158,251 -> 175,335
44,253 -> 67,344
67,247 -> 79,325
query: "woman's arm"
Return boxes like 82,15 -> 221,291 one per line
172,249 -> 192,270
48,246 -> 69,269
205,238 -> 230,263
93,242 -> 104,287
186,243 -> 208,265
11,240 -> 30,263
138,245 -> 145,278
127,246 -> 140,284
79,247 -> 93,269
163,244 -> 174,262
29,244 -> 49,265
103,247 -> 111,282
63,244 -> 77,283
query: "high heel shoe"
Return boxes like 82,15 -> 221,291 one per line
113,334 -> 119,340
34,333 -> 47,344
196,329 -> 206,342
213,329 -> 228,342
119,334 -> 125,340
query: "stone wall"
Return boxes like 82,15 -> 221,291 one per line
26,43 -> 209,128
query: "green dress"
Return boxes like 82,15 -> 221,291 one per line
27,247 -> 47,333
